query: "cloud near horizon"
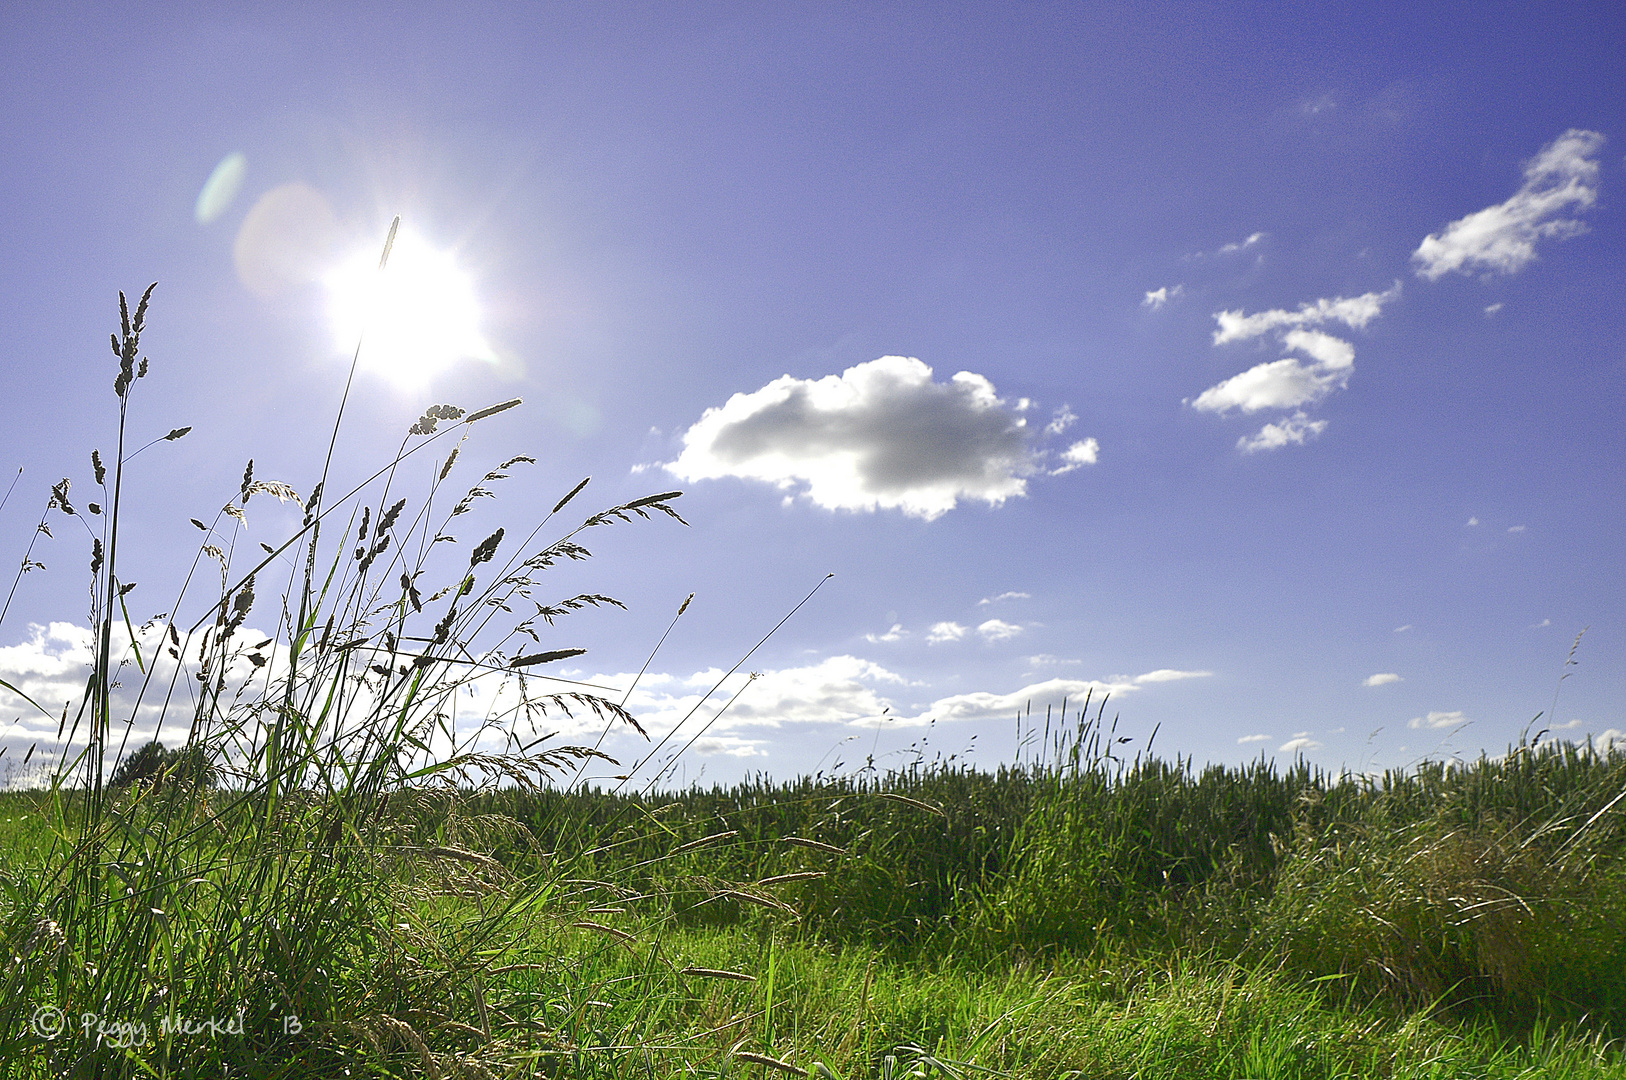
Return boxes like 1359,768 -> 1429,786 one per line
662,356 -> 1096,520
1410,709 -> 1470,730
1412,129 -> 1605,280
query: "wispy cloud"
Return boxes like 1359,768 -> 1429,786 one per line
691,736 -> 766,758
1394,625 -> 1412,633
978,591 -> 1031,606
1210,284 -> 1400,346
1237,412 -> 1328,453
1238,733 -> 1271,744
1143,284 -> 1184,309
664,356 -> 1097,519
1483,303 -> 1504,316
865,623 -> 906,643
1193,284 -> 1399,452
927,621 -> 968,644
1133,668 -> 1212,684
1279,734 -> 1322,753
1219,231 -> 1266,255
1409,710 -> 1470,730
1045,406 -> 1077,436
1413,129 -> 1605,280
1508,525 -> 1526,533
1466,517 -> 1479,526
1364,673 -> 1402,687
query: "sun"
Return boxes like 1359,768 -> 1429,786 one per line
323,227 -> 494,388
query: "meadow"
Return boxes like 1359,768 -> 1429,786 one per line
2,274 -> 1625,1077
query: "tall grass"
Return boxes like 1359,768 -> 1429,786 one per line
0,260 -> 690,1075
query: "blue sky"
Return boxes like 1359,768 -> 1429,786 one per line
1,2 -> 1622,787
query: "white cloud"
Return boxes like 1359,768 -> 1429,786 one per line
879,676 -> 1139,728
1409,709 -> 1471,730
691,736 -> 765,758
1194,338 -> 1353,415
1046,406 -> 1078,436
1279,735 -> 1323,753
1219,232 -> 1266,255
1364,673 -> 1403,687
926,621 -> 968,644
599,656 -> 913,743
1236,412 -> 1328,453
865,623 -> 906,643
1593,729 -> 1625,754
1050,438 -> 1100,474
1467,517 -> 1479,526
853,666 -> 1209,729
976,619 -> 1024,643
1193,284 -> 1398,452
1143,284 -> 1185,309
979,591 -> 1031,606
1412,129 -> 1605,280
1508,525 -> 1526,533
1237,733 -> 1271,744
1133,668 -> 1212,684
1484,303 -> 1504,316
1532,618 -> 1551,629
664,355 -> 1093,520
1210,284 -> 1400,345
1394,625 -> 1412,633
1025,654 -> 1082,667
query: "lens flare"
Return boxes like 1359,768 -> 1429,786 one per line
323,228 -> 494,388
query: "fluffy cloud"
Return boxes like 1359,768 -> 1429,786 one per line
1409,710 -> 1470,730
1595,729 -> 1626,754
1279,734 -> 1323,753
864,623 -> 906,643
1364,673 -> 1403,687
1193,331 -> 1355,415
1050,438 -> 1100,474
1236,412 -> 1328,453
926,622 -> 968,644
595,656 -> 912,744
976,619 -> 1024,642
1412,129 -> 1605,280
663,356 -> 1095,520
1143,284 -> 1184,309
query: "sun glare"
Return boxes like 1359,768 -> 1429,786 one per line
323,228 -> 494,388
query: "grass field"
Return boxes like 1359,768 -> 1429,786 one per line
3,281 -> 1625,1077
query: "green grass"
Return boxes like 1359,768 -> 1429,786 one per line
2,275 -> 1625,1076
